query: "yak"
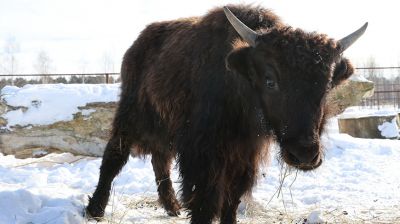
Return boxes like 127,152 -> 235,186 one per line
86,4 -> 367,224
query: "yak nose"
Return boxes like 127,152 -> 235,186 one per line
298,136 -> 316,148
288,147 -> 319,164
287,139 -> 319,164
288,149 -> 319,164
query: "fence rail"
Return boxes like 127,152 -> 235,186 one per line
2,67 -> 400,109
359,84 -> 400,109
0,73 -> 120,85
0,73 -> 119,77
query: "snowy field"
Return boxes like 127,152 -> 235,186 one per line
1,84 -> 400,223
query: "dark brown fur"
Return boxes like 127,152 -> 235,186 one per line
87,4 -> 355,223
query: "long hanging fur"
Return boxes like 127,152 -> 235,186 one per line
87,4 -> 356,224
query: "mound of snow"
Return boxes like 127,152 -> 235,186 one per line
1,84 -> 120,127
378,118 -> 400,138
306,210 -> 324,224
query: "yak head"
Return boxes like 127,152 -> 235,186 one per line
224,7 -> 367,171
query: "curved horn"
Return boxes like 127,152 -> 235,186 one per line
223,6 -> 258,47
338,22 -> 368,52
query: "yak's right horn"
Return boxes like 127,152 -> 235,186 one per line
223,6 -> 259,47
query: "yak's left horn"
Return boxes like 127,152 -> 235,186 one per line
223,6 -> 258,47
338,22 -> 368,53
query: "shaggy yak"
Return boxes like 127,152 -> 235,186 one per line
87,4 -> 367,224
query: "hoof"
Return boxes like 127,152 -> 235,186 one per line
167,209 -> 181,216
85,206 -> 105,221
86,196 -> 106,221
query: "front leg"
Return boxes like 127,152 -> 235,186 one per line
179,153 -> 225,224
220,166 -> 257,224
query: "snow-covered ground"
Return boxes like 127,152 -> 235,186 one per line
1,84 -> 120,128
1,84 -> 400,223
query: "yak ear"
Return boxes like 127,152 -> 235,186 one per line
332,58 -> 355,86
226,47 -> 258,86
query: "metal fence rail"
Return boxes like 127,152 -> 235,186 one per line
359,84 -> 400,109
1,67 -> 400,109
0,73 -> 120,84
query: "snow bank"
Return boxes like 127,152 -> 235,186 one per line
0,189 -> 83,224
339,106 -> 399,119
1,84 -> 120,127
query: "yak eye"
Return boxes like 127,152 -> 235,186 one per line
265,77 -> 276,89
264,64 -> 278,90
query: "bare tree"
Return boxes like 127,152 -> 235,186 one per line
34,50 -> 53,83
2,36 -> 20,74
79,57 -> 89,83
101,51 -> 114,73
363,56 -> 378,82
397,58 -> 400,79
0,60 -> 5,74
2,37 -> 20,85
100,51 -> 115,83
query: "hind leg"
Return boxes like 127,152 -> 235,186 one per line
86,134 -> 132,220
151,150 -> 181,216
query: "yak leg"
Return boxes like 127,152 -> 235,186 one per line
183,176 -> 223,224
220,166 -> 256,224
151,150 -> 181,216
86,134 -> 132,220
180,155 -> 224,224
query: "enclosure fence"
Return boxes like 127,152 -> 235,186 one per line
356,66 -> 400,109
1,67 -> 400,109
0,73 -> 120,89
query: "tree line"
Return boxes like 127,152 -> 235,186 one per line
0,36 -> 116,78
0,75 -> 119,89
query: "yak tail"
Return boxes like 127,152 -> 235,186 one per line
119,40 -> 144,94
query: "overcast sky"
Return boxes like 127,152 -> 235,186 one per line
0,0 -> 399,74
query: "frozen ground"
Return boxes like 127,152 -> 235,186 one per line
1,84 -> 400,223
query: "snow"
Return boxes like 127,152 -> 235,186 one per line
339,106 -> 399,119
0,119 -> 399,223
378,118 -> 400,138
1,84 -> 120,128
1,85 -> 400,223
339,106 -> 400,139
306,210 -> 324,224
349,74 -> 372,83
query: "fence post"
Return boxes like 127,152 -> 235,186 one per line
377,92 -> 380,110
106,73 -> 109,84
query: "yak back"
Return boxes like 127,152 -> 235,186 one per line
119,5 -> 281,153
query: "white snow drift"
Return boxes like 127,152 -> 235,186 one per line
1,84 -> 120,127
